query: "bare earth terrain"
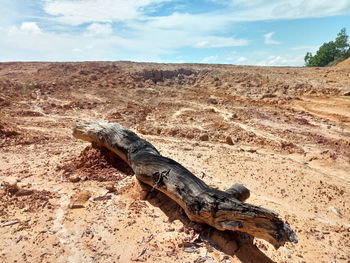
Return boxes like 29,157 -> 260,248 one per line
0,62 -> 349,263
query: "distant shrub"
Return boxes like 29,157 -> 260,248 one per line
305,28 -> 350,67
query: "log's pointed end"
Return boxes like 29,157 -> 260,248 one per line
72,120 -> 107,142
272,222 -> 298,249
72,121 -> 91,139
283,222 -> 298,244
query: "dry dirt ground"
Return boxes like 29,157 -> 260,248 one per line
0,62 -> 349,263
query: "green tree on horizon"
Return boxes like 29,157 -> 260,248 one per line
305,28 -> 350,67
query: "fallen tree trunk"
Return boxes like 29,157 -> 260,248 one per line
73,121 -> 297,248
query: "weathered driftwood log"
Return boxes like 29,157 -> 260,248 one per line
73,121 -> 297,248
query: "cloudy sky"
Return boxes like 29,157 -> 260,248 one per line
1,0 -> 350,66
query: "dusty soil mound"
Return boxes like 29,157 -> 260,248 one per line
0,120 -> 49,147
0,119 -> 23,147
0,181 -> 57,217
58,145 -> 133,182
0,122 -> 20,138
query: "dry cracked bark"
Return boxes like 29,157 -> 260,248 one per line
73,121 -> 297,249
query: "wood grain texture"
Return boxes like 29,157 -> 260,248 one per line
73,120 -> 297,248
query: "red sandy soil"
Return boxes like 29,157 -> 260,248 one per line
0,62 -> 349,263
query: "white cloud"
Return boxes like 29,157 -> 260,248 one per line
236,56 -> 247,63
202,55 -> 219,62
230,0 -> 268,8
151,12 -> 212,29
135,12 -> 230,35
43,0 -> 350,27
19,22 -> 42,34
223,0 -> 350,22
44,0 -> 171,25
290,45 -> 319,53
255,54 -> 305,66
0,25 -> 140,61
212,52 -> 249,65
85,23 -> 113,36
193,36 -> 248,48
223,49 -> 306,66
225,53 -> 249,65
264,32 -> 281,45
1,0 -> 350,63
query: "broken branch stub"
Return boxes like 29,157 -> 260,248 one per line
73,121 -> 298,248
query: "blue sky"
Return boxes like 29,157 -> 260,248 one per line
1,0 -> 350,66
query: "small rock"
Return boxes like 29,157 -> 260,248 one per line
222,255 -> 230,261
178,227 -> 185,232
15,190 -> 34,196
198,172 -> 206,179
342,90 -> 350,96
245,148 -> 257,153
231,113 -> 238,119
105,183 -> 117,193
68,175 -> 80,183
308,156 -> 318,162
261,93 -> 276,99
179,242 -> 195,248
2,179 -> 19,195
194,257 -> 207,263
183,247 -> 197,253
69,190 -> 91,209
3,178 -> 18,185
93,195 -> 112,201
142,228 -> 150,233
166,250 -> 177,257
284,247 -> 292,258
199,134 -> 209,141
225,136 -> 234,145
1,220 -> 19,227
329,206 -> 342,217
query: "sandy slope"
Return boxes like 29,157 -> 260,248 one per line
0,62 -> 349,263
336,57 -> 350,68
